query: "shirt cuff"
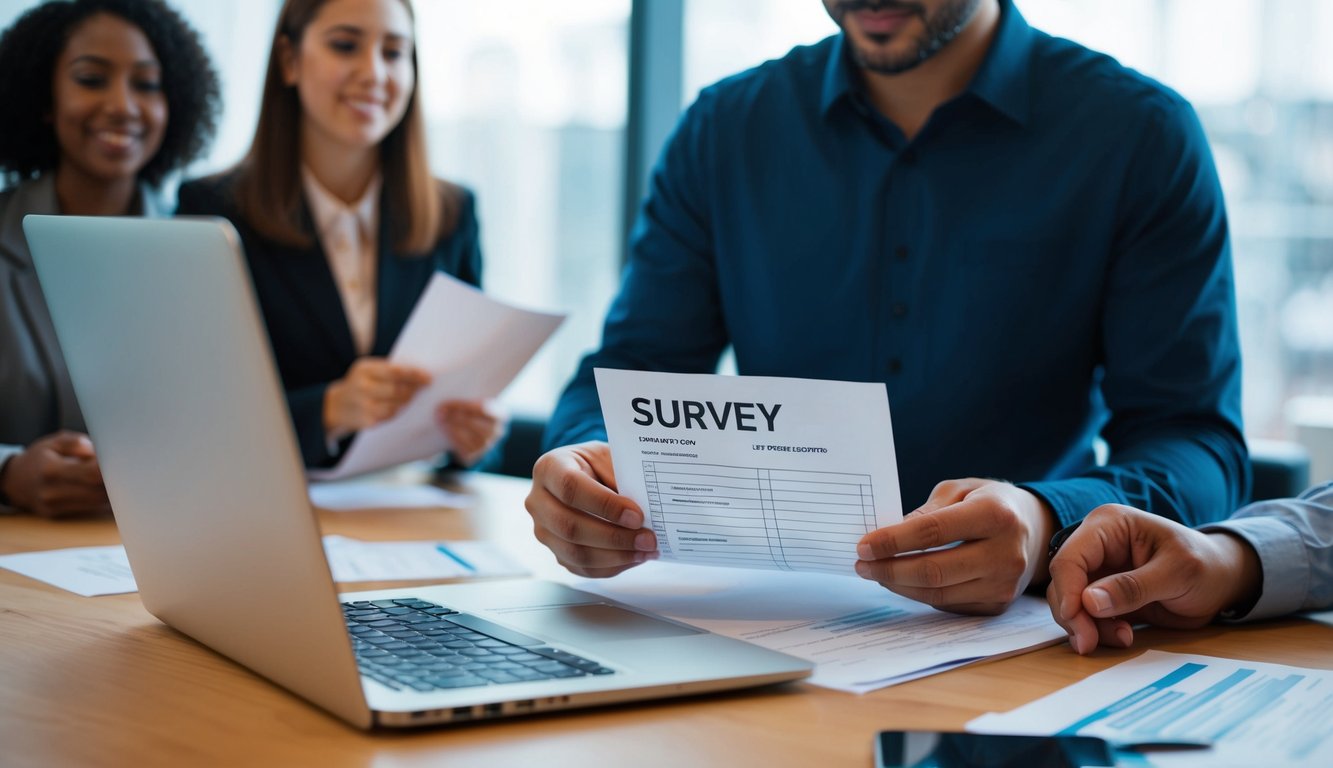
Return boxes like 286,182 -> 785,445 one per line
1201,516 -> 1310,622
1016,477 -> 1124,529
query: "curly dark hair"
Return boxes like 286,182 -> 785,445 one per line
0,0 -> 220,187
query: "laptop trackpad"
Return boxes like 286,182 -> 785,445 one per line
501,603 -> 703,645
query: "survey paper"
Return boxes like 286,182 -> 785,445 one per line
572,561 -> 1065,693
310,273 -> 564,480
968,650 -> 1333,766
596,369 -> 903,576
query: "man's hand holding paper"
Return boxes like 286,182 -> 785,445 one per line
856,479 -> 1059,616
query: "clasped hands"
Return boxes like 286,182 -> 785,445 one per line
526,441 -> 1058,614
322,357 -> 506,466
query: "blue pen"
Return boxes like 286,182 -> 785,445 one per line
435,543 -> 476,572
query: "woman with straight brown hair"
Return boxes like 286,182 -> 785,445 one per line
179,0 -> 506,470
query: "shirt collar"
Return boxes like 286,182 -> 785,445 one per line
301,165 -> 381,242
820,0 -> 1033,126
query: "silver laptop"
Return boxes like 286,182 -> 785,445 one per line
23,214 -> 811,729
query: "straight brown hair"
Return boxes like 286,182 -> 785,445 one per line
233,0 -> 458,254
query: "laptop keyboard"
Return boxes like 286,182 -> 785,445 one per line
342,598 -> 615,692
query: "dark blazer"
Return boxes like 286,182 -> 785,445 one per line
177,172 -> 482,468
1,176 -> 165,510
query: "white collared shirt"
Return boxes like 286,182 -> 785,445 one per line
301,167 -> 380,356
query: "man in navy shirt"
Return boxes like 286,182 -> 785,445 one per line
527,0 -> 1248,615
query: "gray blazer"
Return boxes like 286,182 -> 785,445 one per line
0,175 -> 164,500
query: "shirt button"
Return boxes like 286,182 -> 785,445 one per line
895,245 -> 909,261
892,302 -> 908,318
888,358 -> 903,375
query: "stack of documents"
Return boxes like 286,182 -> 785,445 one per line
571,561 -> 1065,693
587,369 -> 1066,690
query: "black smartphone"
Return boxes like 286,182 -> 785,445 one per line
874,731 -> 1116,768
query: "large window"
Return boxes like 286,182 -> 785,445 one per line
411,1 -> 629,415
682,0 -> 1333,445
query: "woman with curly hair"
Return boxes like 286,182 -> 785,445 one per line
179,0 -> 506,472
0,0 -> 219,518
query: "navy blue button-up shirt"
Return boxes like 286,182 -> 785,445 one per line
548,1 -> 1247,528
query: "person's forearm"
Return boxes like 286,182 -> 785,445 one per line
1023,424 -> 1246,529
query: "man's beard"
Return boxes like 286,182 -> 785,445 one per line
831,0 -> 982,74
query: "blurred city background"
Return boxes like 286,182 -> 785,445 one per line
1,0 -> 1329,452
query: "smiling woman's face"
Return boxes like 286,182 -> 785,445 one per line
282,0 -> 416,155
51,12 -> 167,185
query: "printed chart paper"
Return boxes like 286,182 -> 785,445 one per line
597,368 -> 903,575
310,273 -> 563,480
968,650 -> 1333,766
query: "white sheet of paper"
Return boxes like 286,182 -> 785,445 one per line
571,560 -> 1064,693
968,650 -> 1333,766
309,273 -> 563,480
309,481 -> 472,511
322,535 -> 527,582
0,545 -> 137,596
1302,609 -> 1333,627
1,537 -> 527,595
595,369 -> 903,576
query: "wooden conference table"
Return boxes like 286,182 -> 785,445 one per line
2,472 -> 1331,767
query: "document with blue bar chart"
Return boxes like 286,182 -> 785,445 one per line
595,369 -> 903,576
968,650 -> 1333,766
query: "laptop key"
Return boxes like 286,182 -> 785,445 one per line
442,614 -> 544,647
428,676 -> 490,689
371,600 -> 400,608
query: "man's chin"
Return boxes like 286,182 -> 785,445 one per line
848,37 -> 926,75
